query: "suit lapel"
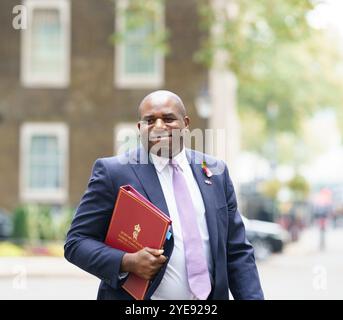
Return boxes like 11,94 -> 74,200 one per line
187,149 -> 219,268
130,147 -> 170,217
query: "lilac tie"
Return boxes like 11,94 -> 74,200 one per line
169,160 -> 211,300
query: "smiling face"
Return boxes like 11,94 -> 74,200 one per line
137,91 -> 190,158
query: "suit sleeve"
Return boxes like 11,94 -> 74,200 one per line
223,163 -> 264,300
64,158 -> 126,290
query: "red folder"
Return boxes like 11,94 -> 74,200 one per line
105,185 -> 172,300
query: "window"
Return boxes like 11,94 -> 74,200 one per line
115,0 -> 164,88
20,123 -> 69,204
114,122 -> 139,155
21,0 -> 70,88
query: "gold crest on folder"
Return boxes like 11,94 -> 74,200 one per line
133,224 -> 141,240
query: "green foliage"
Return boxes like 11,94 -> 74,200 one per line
196,0 -> 343,135
287,174 -> 310,200
11,205 -> 74,242
110,0 -> 170,55
55,207 -> 75,241
259,178 -> 282,200
196,0 -> 315,69
12,206 -> 29,240
258,173 -> 310,203
40,207 -> 55,240
196,0 -> 343,166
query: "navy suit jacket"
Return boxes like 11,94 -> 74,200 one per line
64,148 -> 264,300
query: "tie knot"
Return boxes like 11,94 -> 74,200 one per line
169,159 -> 181,171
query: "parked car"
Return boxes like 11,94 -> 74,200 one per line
0,209 -> 12,239
242,216 -> 289,260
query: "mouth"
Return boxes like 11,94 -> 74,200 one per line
149,133 -> 172,142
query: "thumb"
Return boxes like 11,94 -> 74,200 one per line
145,247 -> 164,256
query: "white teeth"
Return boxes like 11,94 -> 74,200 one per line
150,137 -> 169,140
150,134 -> 170,139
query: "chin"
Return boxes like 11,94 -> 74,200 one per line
149,143 -> 177,158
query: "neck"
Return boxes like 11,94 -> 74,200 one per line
149,146 -> 184,159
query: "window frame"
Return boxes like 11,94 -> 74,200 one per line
19,122 -> 69,204
114,0 -> 165,89
20,0 -> 71,88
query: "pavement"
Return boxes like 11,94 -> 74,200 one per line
256,226 -> 343,300
0,256 -> 91,278
0,256 -> 99,300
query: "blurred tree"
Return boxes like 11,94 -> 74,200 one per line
240,109 -> 267,153
287,173 -> 310,201
259,178 -> 282,200
111,0 -> 343,148
196,0 -> 343,135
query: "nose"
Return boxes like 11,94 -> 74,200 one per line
154,118 -> 166,129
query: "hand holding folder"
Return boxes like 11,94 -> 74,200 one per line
104,185 -> 172,300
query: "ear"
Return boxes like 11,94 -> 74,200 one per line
183,116 -> 190,130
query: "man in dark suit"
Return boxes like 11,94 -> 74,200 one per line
64,90 -> 264,300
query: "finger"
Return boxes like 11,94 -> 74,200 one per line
157,255 -> 168,264
145,247 -> 164,256
150,255 -> 167,268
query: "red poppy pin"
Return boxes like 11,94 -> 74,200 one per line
201,161 -> 213,178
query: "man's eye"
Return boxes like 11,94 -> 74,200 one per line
164,118 -> 174,123
145,119 -> 154,125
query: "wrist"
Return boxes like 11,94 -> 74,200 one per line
120,252 -> 134,273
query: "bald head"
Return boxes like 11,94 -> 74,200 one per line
138,90 -> 186,119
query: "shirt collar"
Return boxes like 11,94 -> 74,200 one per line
150,147 -> 189,173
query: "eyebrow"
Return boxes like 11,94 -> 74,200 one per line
162,113 -> 177,118
142,113 -> 177,120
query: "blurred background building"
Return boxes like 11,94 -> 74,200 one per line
0,0 -> 213,211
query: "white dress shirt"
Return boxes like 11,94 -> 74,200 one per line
150,148 -> 213,300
